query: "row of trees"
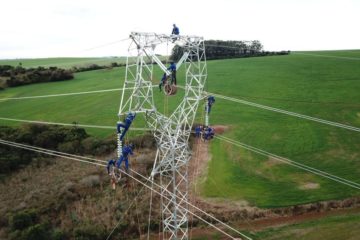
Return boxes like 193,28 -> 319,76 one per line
0,124 -> 116,175
171,40 -> 290,61
71,62 -> 125,73
0,65 -> 73,89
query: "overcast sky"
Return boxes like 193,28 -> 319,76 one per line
1,0 -> 359,59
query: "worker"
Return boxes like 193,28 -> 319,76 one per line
117,112 -> 136,141
168,62 -> 177,85
203,127 -> 215,141
207,96 -> 216,113
159,73 -> 167,91
116,144 -> 134,171
195,125 -> 202,138
171,24 -> 180,42
106,159 -> 116,175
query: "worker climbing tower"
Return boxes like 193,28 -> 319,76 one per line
118,32 -> 207,239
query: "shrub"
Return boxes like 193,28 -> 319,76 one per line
0,65 -> 73,88
73,224 -> 107,240
79,175 -> 100,188
52,228 -> 66,240
10,209 -> 38,231
21,222 -> 50,240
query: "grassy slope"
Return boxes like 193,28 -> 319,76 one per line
0,50 -> 359,207
0,57 -> 127,69
192,210 -> 360,240
251,211 -> 360,240
200,50 -> 360,207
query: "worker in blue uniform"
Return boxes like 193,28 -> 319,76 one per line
195,125 -> 202,138
117,112 -> 136,141
207,96 -> 216,113
106,159 -> 116,175
116,144 -> 134,170
171,24 -> 180,42
168,62 -> 177,85
203,127 -> 215,140
159,73 -> 167,91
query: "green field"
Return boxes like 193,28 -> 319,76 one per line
0,57 -> 127,69
0,50 -> 359,208
251,211 -> 360,240
192,211 -> 360,240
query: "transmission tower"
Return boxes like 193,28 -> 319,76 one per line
118,32 -> 207,239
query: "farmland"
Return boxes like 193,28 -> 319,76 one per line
0,50 -> 359,209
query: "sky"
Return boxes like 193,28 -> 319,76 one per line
1,0 -> 359,59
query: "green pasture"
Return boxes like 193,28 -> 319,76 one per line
0,50 -> 359,207
251,211 -> 360,240
0,57 -> 127,69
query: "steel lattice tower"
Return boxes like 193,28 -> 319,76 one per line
119,32 -> 207,239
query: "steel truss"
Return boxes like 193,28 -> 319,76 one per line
119,32 -> 207,240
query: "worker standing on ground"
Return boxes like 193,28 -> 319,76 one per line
203,127 -> 215,141
207,96 -> 216,113
159,73 -> 167,91
171,24 -> 180,42
195,125 -> 202,138
116,144 -> 134,171
117,112 -> 136,141
168,62 -> 177,85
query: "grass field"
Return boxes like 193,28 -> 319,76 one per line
0,50 -> 359,208
251,210 -> 360,240
192,210 -> 360,240
0,57 -> 127,69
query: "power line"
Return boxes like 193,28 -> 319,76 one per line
0,139 -> 252,240
208,91 -> 360,133
0,117 -> 150,131
225,94 -> 360,107
215,135 -> 360,190
0,87 -> 125,102
1,84 -> 359,133
82,37 -> 130,52
293,52 -> 360,61
2,116 -> 359,191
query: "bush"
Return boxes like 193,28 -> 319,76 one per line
73,224 -> 107,240
10,209 -> 38,231
58,140 -> 82,154
52,228 -> 66,240
79,175 -> 100,188
0,65 -> 73,88
21,222 -> 50,240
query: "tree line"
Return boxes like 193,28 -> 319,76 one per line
171,40 -> 290,61
0,65 -> 73,89
0,124 -> 116,176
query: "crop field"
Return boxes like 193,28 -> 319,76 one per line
0,50 -> 359,208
